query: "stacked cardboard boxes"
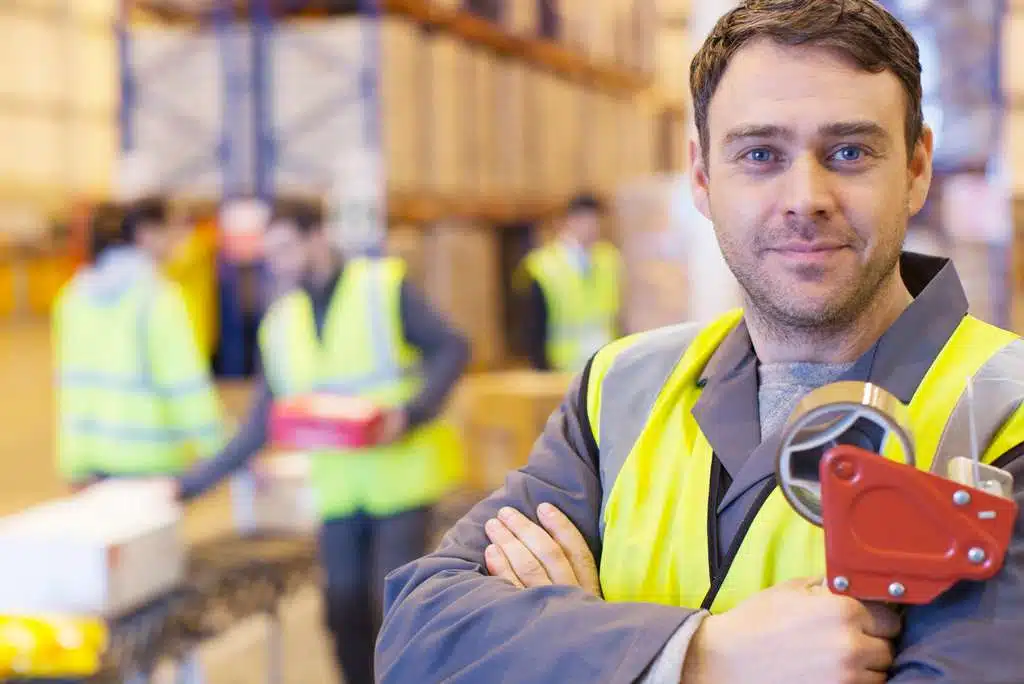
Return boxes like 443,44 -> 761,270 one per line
452,370 -> 575,492
422,220 -> 505,369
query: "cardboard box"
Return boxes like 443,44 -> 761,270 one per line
423,221 -> 505,369
269,394 -> 384,451
386,224 -> 427,290
381,18 -> 426,195
0,480 -> 184,617
505,0 -> 538,36
454,371 -> 575,491
231,454 -> 317,536
426,34 -> 465,196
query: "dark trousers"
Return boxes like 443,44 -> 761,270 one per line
318,507 -> 432,684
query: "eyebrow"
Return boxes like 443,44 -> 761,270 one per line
722,120 -> 890,145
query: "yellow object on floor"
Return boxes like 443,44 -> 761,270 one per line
0,615 -> 108,678
26,254 -> 75,317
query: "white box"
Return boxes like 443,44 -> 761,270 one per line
231,454 -> 318,536
0,480 -> 185,617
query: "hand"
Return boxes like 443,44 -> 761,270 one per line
69,478 -> 97,495
376,408 -> 408,445
682,578 -> 901,684
483,503 -> 601,597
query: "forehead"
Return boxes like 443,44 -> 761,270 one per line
708,38 -> 907,141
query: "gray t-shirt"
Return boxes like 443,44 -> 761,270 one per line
758,361 -> 855,438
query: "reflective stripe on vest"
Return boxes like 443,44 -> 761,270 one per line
589,310 -> 1024,613
258,257 -> 465,519
525,241 -> 620,373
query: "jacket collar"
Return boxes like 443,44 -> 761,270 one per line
691,251 -> 969,513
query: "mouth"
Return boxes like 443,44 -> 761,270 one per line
766,243 -> 850,260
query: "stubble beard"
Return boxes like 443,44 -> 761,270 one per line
725,237 -> 904,343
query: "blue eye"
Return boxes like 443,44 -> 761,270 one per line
746,148 -> 774,163
833,146 -> 863,162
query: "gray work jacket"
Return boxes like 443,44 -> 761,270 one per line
377,252 -> 1024,683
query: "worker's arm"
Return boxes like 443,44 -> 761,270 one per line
890,445 -> 1024,682
149,284 -> 225,458
524,278 -> 551,371
375,369 -> 694,683
175,372 -> 273,501
398,280 -> 470,430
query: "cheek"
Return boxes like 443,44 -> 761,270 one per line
708,186 -> 772,250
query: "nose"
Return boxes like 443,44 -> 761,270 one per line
782,153 -> 837,221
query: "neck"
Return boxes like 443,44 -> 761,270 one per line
309,253 -> 338,290
746,270 -> 913,364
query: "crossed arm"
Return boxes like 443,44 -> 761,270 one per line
376,373 -> 1024,683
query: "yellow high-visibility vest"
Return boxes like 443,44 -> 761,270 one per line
53,269 -> 225,480
257,256 -> 466,520
522,241 -> 621,373
588,308 -> 1024,613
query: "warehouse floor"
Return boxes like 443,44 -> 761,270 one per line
0,319 -> 342,683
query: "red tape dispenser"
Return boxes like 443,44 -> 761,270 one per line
270,394 -> 385,450
777,381 -> 1018,604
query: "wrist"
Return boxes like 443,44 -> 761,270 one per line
679,614 -> 723,684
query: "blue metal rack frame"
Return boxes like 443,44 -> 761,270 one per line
118,0 -> 385,377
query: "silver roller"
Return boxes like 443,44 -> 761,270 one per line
776,381 -> 916,526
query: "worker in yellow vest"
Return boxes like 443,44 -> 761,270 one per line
53,198 -> 225,490
517,193 -> 622,373
376,2 -> 1024,683
175,198 -> 469,684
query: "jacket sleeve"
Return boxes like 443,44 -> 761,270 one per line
375,368 -> 694,683
524,278 -> 551,371
176,373 -> 273,500
890,446 -> 1024,682
398,280 -> 470,430
149,283 -> 226,459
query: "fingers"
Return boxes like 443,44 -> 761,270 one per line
484,544 -> 524,589
537,503 -> 601,595
853,633 -> 896,673
484,508 -> 574,587
859,602 -> 902,640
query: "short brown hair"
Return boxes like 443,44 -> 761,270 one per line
690,0 -> 923,164
272,196 -> 324,235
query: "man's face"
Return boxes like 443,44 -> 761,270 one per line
565,209 -> 601,248
136,221 -> 173,263
690,39 -> 933,330
263,220 -> 309,286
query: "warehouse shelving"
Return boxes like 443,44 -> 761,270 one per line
119,0 -> 657,221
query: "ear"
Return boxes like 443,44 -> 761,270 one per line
690,138 -> 712,220
907,124 -> 934,217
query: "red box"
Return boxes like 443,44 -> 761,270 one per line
269,394 -> 385,450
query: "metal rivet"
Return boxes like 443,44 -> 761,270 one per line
832,576 -> 850,592
968,547 -> 986,564
888,582 -> 906,598
953,490 -> 971,506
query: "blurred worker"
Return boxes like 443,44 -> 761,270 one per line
377,2 -> 1024,682
175,198 -> 470,684
53,198 -> 223,490
517,193 -> 622,372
